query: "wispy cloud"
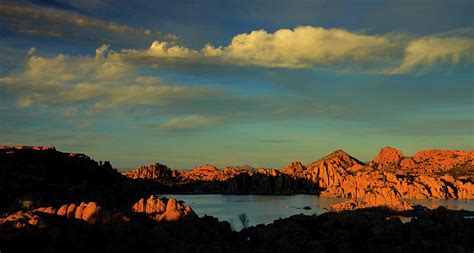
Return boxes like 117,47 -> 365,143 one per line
0,2 -> 178,43
389,36 -> 474,74
136,115 -> 225,133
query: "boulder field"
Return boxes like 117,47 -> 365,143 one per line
0,196 -> 195,229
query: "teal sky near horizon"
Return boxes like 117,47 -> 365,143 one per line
0,0 -> 473,170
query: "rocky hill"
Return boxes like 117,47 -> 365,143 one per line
0,145 -> 168,213
123,147 -> 474,210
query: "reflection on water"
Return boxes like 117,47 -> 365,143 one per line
407,199 -> 474,211
164,194 -> 346,229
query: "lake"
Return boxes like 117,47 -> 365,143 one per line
165,194 -> 345,229
164,194 -> 474,230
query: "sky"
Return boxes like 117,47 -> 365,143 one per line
0,0 -> 473,170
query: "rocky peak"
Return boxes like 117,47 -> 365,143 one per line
307,149 -> 363,170
122,163 -> 173,180
191,165 -> 219,172
372,147 -> 404,169
281,161 -> 305,174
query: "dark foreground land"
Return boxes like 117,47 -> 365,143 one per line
1,206 -> 474,253
0,145 -> 473,253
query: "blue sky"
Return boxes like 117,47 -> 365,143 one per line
0,0 -> 473,170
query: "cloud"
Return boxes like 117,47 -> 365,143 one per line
389,36 -> 474,74
0,45 -> 347,133
0,3 -> 178,43
220,26 -> 396,68
137,114 -> 224,132
1,27 -> 473,133
0,45 -> 219,110
111,26 -> 474,74
114,26 -> 399,70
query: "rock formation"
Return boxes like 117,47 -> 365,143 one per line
329,190 -> 413,211
131,195 -> 196,221
1,145 -> 472,213
1,195 -> 196,228
370,146 -> 404,169
281,161 -> 306,174
0,202 -> 110,228
122,147 -> 473,211
122,163 -> 174,181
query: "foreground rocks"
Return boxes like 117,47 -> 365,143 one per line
1,206 -> 473,252
0,196 -> 194,229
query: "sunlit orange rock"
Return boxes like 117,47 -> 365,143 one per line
329,189 -> 413,211
74,202 -> 87,219
82,202 -> 102,225
121,147 -> 473,207
131,195 -> 196,222
1,201 -> 113,228
122,163 -> 174,180
281,161 -> 305,174
66,203 -> 77,219
132,195 -> 167,214
56,205 -> 68,216
412,150 -> 474,173
304,149 -> 364,190
0,211 -> 47,229
371,147 -> 403,169
400,157 -> 416,170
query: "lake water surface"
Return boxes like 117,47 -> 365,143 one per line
164,194 -> 474,230
166,194 -> 345,229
